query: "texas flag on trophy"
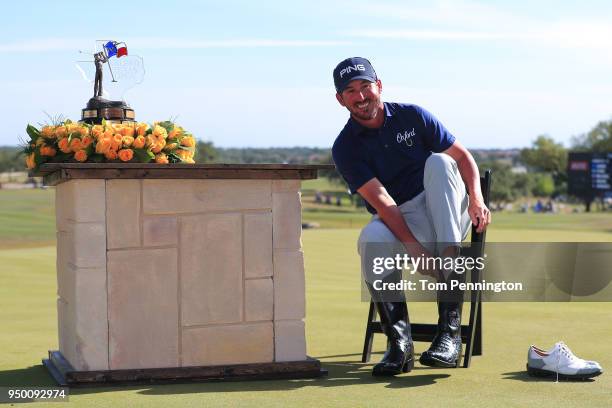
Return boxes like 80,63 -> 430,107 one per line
103,41 -> 128,58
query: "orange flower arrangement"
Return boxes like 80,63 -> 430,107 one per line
22,119 -> 198,172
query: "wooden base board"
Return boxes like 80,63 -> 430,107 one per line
43,351 -> 327,387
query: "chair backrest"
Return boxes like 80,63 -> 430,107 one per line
470,170 -> 492,245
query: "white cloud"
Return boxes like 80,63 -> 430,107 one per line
347,1 -> 612,54
0,37 -> 353,53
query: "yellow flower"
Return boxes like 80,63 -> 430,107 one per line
74,150 -> 88,162
168,127 -> 183,138
41,125 -> 55,138
40,145 -> 57,157
118,148 -> 134,162
176,149 -> 194,161
145,135 -> 155,148
132,135 -> 145,149
155,153 -> 169,164
164,142 -> 178,151
152,125 -> 168,139
182,157 -> 195,164
180,136 -> 195,147
122,136 -> 134,147
151,138 -> 166,154
92,125 -> 104,139
25,153 -> 36,169
58,138 -> 71,153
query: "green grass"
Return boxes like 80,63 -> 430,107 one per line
0,189 -> 56,248
1,188 -> 612,406
1,232 -> 612,407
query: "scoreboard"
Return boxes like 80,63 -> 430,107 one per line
568,152 -> 612,197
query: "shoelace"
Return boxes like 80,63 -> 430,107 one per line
555,343 -> 578,382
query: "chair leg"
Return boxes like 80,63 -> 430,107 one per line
473,299 -> 483,356
361,301 -> 376,363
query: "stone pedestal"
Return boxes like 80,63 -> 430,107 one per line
35,163 -> 330,385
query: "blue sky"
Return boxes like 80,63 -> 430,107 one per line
1,0 -> 611,148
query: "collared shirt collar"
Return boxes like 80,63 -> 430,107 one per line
347,102 -> 394,136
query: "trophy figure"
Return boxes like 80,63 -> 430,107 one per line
78,40 -> 144,124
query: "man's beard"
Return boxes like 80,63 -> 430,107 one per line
349,99 -> 381,121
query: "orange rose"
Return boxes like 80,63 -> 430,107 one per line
81,136 -> 93,148
69,138 -> 82,152
121,126 -> 135,137
40,145 -> 57,157
78,126 -> 90,137
41,125 -> 55,138
55,126 -> 67,138
155,153 -> 169,164
180,136 -> 195,147
103,128 -> 114,139
111,135 -> 123,151
58,138 -> 71,153
25,153 -> 36,169
95,137 -> 112,154
104,149 -> 118,160
133,135 -> 145,149
92,125 -> 104,139
145,135 -> 155,148
136,123 -> 149,136
122,136 -> 134,147
74,150 -> 88,162
118,148 -> 134,162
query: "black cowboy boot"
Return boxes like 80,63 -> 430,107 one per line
419,267 -> 464,368
419,300 -> 463,367
372,301 -> 414,376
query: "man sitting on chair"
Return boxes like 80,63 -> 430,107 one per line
331,57 -> 491,376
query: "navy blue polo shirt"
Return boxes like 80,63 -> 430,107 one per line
332,102 -> 456,214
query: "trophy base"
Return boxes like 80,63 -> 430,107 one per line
81,97 -> 135,124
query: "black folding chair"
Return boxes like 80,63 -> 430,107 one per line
361,170 -> 491,368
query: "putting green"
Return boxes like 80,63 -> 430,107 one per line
1,229 -> 610,407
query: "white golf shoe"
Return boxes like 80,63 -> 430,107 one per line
527,341 -> 603,380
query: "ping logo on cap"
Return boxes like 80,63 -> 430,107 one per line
339,64 -> 366,78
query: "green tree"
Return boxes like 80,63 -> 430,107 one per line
195,140 -> 218,163
520,135 -> 567,194
571,119 -> 612,152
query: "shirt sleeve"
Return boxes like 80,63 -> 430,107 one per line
414,105 -> 456,152
332,139 -> 375,194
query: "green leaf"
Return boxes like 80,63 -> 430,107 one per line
167,152 -> 181,163
54,152 -> 73,162
177,146 -> 195,152
157,121 -> 174,133
26,124 -> 41,142
90,153 -> 105,163
133,148 -> 155,163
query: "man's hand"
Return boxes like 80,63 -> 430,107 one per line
468,196 -> 491,233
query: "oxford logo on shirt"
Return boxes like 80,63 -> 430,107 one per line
396,128 -> 416,147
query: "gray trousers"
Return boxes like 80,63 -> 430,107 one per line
358,153 -> 471,284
